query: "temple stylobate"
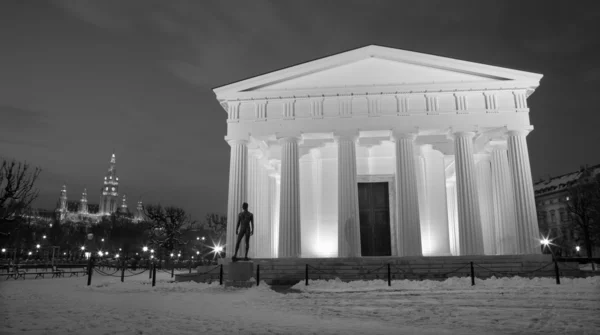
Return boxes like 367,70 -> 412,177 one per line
213,45 -> 543,259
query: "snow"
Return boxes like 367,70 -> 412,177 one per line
1,271 -> 599,334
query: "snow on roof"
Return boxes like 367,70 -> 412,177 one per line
534,164 -> 600,195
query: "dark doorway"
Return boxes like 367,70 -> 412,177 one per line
358,182 -> 391,256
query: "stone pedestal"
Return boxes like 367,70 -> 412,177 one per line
225,261 -> 255,288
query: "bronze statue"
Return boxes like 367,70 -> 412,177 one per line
232,202 -> 254,261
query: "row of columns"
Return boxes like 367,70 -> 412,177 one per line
225,128 -> 540,258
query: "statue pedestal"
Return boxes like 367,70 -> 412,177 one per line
225,261 -> 255,288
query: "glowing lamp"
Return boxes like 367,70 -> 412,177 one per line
177,253 -> 181,257
101,238 -> 105,242
191,256 -> 194,259
196,237 -> 200,240
42,235 -> 46,239
142,246 -> 148,252
576,246 -> 581,252
541,238 -> 550,246
196,251 -> 200,255
1,248 -> 5,253
36,244 -> 40,249
98,251 -> 103,256
81,246 -> 85,251
115,254 -> 119,258
150,249 -> 154,253
150,255 -> 154,259
215,245 -> 223,253
201,237 -> 205,241
28,251 -> 32,255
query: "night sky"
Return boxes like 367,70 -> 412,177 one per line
1,0 -> 599,221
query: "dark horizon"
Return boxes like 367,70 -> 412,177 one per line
2,0 -> 599,221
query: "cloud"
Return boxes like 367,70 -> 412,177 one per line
52,0 -> 137,30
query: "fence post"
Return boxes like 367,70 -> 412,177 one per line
149,262 -> 152,279
305,264 -> 309,286
87,257 -> 93,286
470,262 -> 475,286
554,260 -> 561,285
256,264 -> 260,286
120,261 -> 125,282
387,263 -> 391,287
152,264 -> 156,287
189,260 -> 192,274
171,266 -> 174,278
219,264 -> 223,285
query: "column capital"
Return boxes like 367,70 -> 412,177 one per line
390,131 -> 417,141
506,126 -> 533,137
484,139 -> 508,152
333,130 -> 359,142
225,137 -> 248,146
276,132 -> 302,144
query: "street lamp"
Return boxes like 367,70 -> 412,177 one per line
196,237 -> 199,240
98,251 -> 103,257
42,235 -> 46,239
116,254 -> 120,258
576,246 -> 581,252
28,251 -> 32,256
1,248 -> 5,253
170,253 -> 174,257
36,244 -> 40,249
101,238 -> 105,242
143,246 -> 148,252
150,249 -> 154,253
201,236 -> 205,241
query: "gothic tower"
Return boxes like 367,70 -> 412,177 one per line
134,200 -> 144,222
118,194 -> 128,214
99,152 -> 119,215
79,188 -> 88,214
56,184 -> 68,220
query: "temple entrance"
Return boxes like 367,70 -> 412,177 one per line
358,182 -> 392,256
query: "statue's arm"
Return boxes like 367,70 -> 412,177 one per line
250,214 -> 254,235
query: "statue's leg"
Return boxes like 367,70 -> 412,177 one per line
244,230 -> 250,258
234,232 -> 244,257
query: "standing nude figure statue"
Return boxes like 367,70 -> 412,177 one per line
232,202 -> 254,261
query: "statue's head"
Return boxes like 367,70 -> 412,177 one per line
242,202 -> 248,211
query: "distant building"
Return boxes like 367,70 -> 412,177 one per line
55,153 -> 146,224
534,164 -> 600,257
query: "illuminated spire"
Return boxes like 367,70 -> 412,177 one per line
121,194 -> 127,209
111,151 -> 116,164
79,188 -> 88,214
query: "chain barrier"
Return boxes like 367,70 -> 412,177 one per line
93,267 -> 121,277
122,269 -> 148,277
557,261 -> 582,272
197,265 -> 220,275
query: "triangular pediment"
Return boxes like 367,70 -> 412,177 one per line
249,57 -> 505,92
214,45 -> 542,100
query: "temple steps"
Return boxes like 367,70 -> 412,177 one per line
175,254 -> 585,285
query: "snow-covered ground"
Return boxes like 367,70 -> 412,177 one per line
1,271 -> 599,335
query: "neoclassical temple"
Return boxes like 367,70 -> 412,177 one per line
213,45 -> 543,259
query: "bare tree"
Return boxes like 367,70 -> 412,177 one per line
143,204 -> 196,255
0,159 -> 41,239
566,176 -> 600,260
204,213 -> 227,239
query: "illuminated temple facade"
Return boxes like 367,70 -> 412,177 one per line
55,153 -> 145,223
214,45 -> 544,259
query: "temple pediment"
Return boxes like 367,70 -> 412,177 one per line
214,45 -> 542,100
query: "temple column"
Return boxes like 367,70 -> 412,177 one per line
278,137 -> 301,258
336,134 -> 361,258
507,129 -> 541,254
225,139 -> 247,258
257,161 -> 272,258
392,132 -> 422,256
490,145 -> 518,255
475,154 -> 496,255
452,131 -> 484,255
